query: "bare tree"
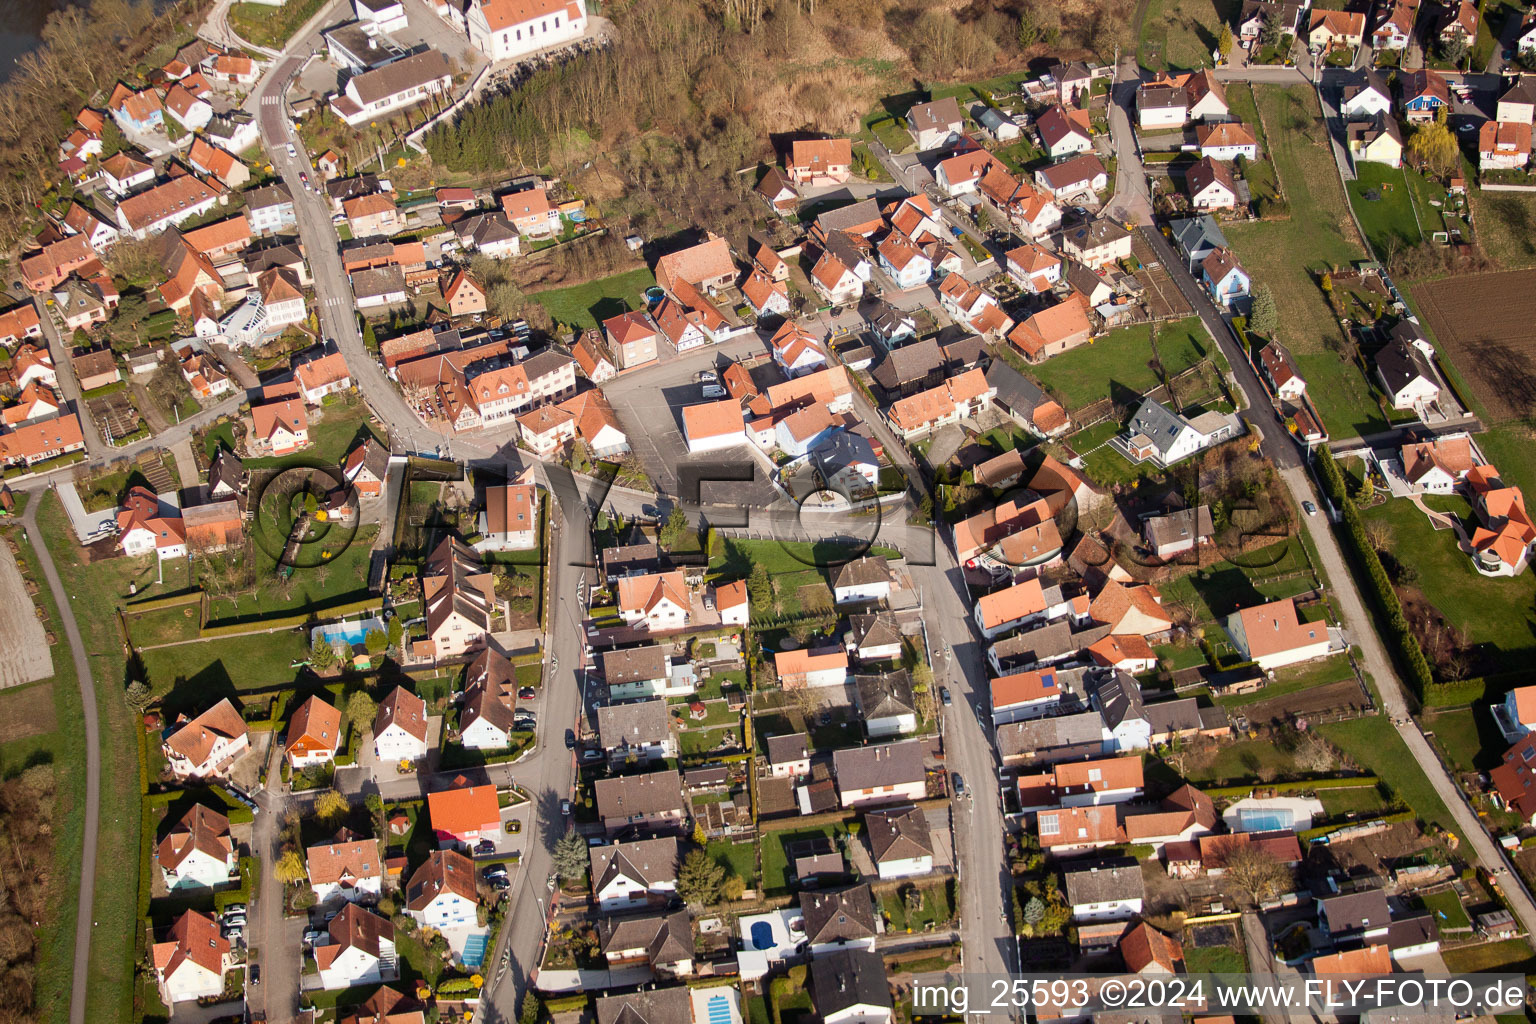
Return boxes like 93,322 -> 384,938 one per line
1220,846 -> 1291,904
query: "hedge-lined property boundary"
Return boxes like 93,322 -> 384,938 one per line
1315,449 -> 1434,699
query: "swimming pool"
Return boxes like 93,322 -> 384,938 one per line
1238,808 -> 1294,832
749,920 -> 775,951
311,616 -> 384,650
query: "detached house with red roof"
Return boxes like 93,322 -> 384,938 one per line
296,351 -> 352,405
1224,597 -> 1333,670
617,570 -> 691,631
162,698 -> 249,780
157,804 -> 236,891
374,686 -> 431,762
287,694 -> 344,769
1017,755 -> 1144,811
973,577 -> 1049,639
885,367 -> 995,440
315,904 -> 397,990
770,321 -> 827,378
118,486 -> 186,559
115,175 -> 223,240
307,838 -> 384,904
467,0 -> 588,62
1037,805 -> 1121,854
1471,476 -> 1536,577
153,910 -> 233,1004
775,646 -> 850,689
788,138 -> 852,185
108,81 -> 164,134
1007,297 -> 1093,362
500,185 -> 562,237
602,310 -> 660,370
428,779 -> 502,847
1006,243 -> 1063,293
1492,728 -> 1536,823
249,398 -> 309,455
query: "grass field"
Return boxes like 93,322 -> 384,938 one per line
1159,536 -> 1315,624
1442,937 -> 1536,974
1423,705 -> 1507,774
1216,655 -> 1356,707
1470,189 -> 1536,268
1184,737 -> 1303,784
1317,786 -> 1389,816
1182,936 -> 1248,974
1318,716 -> 1455,832
1027,317 -> 1210,412
228,0 -> 325,48
141,629 -> 309,706
204,523 -> 379,625
528,267 -> 657,330
1138,0 -> 1240,71
761,824 -> 842,894
1347,162 -> 1422,254
35,493 -> 143,1024
881,879 -> 955,933
1419,887 -> 1472,929
1224,86 -> 1383,438
1359,496 -> 1536,678
705,838 -> 759,888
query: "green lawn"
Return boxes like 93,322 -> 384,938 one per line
1026,323 -> 1156,409
228,0 -> 329,55
1423,706 -> 1508,775
1183,737 -> 1303,784
705,838 -> 759,888
1224,85 -> 1383,439
528,267 -> 657,330
711,537 -> 901,577
880,879 -> 955,933
1359,496 -> 1536,678
1183,937 -> 1248,974
1159,537 -> 1314,624
1318,716 -> 1455,832
204,524 -> 380,625
1215,655 -> 1356,707
140,629 -> 309,705
1138,0 -> 1242,71
1418,887 -> 1472,929
1318,785 -> 1389,817
1442,938 -> 1536,974
34,494 -> 144,1023
761,824 -> 843,895
1347,162 -> 1422,255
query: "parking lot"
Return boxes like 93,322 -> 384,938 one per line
603,333 -> 781,506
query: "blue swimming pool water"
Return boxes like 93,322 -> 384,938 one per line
1238,808 -> 1294,832
706,994 -> 732,1024
461,932 -> 487,968
750,921 -> 774,951
311,617 -> 384,649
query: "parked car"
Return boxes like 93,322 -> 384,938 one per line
940,686 -> 952,707
701,383 -> 727,399
560,799 -> 572,816
565,729 -> 576,749
475,838 -> 496,855
952,773 -> 965,797
286,143 -> 296,158
1303,500 -> 1318,516
249,964 -> 260,986
222,913 -> 246,928
517,686 -> 537,700
222,904 -> 246,916
697,369 -> 718,383
581,748 -> 604,762
482,866 -> 509,880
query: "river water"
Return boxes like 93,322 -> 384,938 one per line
0,0 -> 63,85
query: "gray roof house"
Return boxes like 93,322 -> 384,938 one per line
811,949 -> 891,1021
1063,862 -> 1146,918
853,669 -> 917,738
1169,215 -> 1229,269
801,884 -> 878,948
596,699 -> 675,760
1317,889 -> 1392,941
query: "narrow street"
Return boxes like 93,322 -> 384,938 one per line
32,295 -> 107,459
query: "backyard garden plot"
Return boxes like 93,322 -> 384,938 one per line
1138,0 -> 1241,72
1413,269 -> 1536,423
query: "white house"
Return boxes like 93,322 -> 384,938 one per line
1195,121 -> 1259,161
1137,82 -> 1188,128
1503,686 -> 1536,739
775,646 -> 850,689
285,694 -> 342,769
770,322 -> 828,378
157,804 -> 236,891
117,486 -> 187,560
855,670 -> 918,738
1342,71 -> 1393,118
833,741 -> 926,808
1224,598 -> 1333,670
973,578 -> 1047,639
875,233 -> 932,290
832,555 -> 894,605
373,686 -> 430,762
847,611 -> 904,663
596,699 -> 676,761
590,837 -> 680,913
405,850 -> 480,931
616,570 -> 690,631
467,0 -> 588,62
315,904 -> 397,990
1092,672 -> 1153,752
601,646 -> 684,700
715,579 -> 749,626
682,399 -> 747,453
357,0 -> 410,32
153,911 -> 232,1005
329,50 -> 453,126
1123,399 -> 1237,468
866,806 -> 933,880
1064,863 -> 1145,921
307,838 -> 384,904
162,699 -> 249,780
811,950 -> 892,1024
1376,334 -> 1441,412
